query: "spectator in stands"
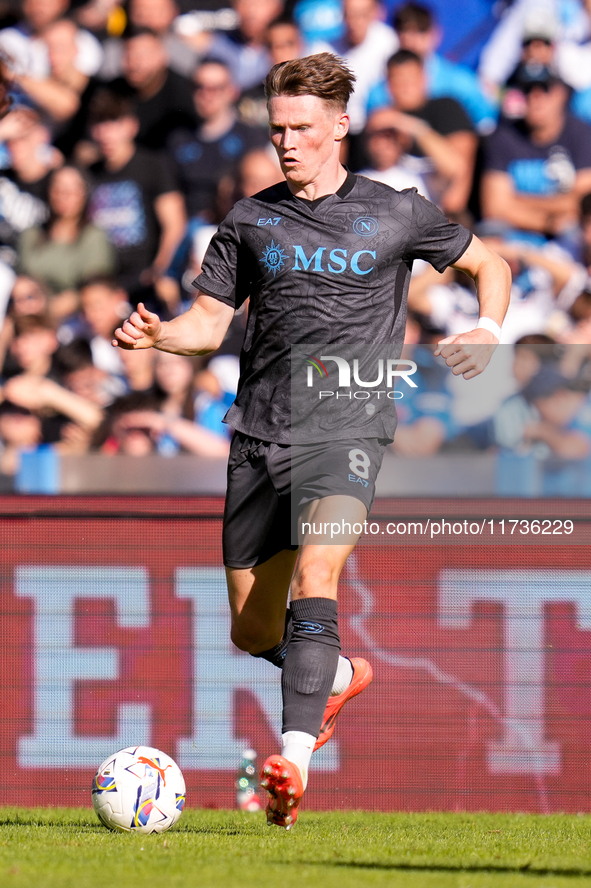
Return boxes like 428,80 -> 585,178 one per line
111,28 -> 197,151
237,148 -> 281,197
479,1 -> 591,100
41,17 -> 98,158
409,225 -> 591,343
504,23 -> 557,90
0,108 -> 58,251
359,106 -> 430,197
476,232 -> 590,341
193,353 -> 239,440
368,2 -> 496,134
0,276 -> 48,375
6,275 -> 49,319
0,399 -> 43,476
1,313 -> 102,450
559,286 -> 591,344
488,16 -> 591,124
88,90 -> 186,302
8,17 -> 87,129
18,165 -> 115,320
1,355 -> 104,468
167,59 -> 267,223
207,0 -> 283,91
216,146 -> 281,220
266,14 -> 308,63
99,393 -> 160,455
378,50 -> 477,216
118,345 -> 156,394
238,15 -> 315,127
75,0 -> 126,43
512,334 -> 560,389
123,348 -> 233,455
0,0 -> 104,88
98,388 -> 229,456
5,314 -> 58,378
79,276 -> 130,380
125,0 -> 198,79
493,363 -> 590,459
153,349 -> 198,418
328,0 -> 398,159
113,406 -> 231,456
481,66 -> 591,247
53,336 -> 114,408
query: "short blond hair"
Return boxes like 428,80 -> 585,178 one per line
265,52 -> 356,112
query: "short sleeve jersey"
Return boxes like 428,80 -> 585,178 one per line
193,172 -> 472,444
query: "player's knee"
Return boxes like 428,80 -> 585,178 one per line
230,622 -> 281,655
292,556 -> 337,597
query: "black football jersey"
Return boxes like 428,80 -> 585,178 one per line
193,171 -> 471,443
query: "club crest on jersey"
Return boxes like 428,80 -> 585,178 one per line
261,240 -> 288,276
353,216 -> 379,236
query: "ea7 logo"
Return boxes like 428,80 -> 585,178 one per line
257,217 -> 281,226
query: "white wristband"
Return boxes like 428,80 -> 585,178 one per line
477,317 -> 502,340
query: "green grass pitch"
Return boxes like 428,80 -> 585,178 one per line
1,807 -> 591,888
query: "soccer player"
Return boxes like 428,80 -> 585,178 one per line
113,52 -> 511,829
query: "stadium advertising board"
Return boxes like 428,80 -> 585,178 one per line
1,496 -> 590,814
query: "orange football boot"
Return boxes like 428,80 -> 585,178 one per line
314,657 -> 373,751
260,754 -> 304,830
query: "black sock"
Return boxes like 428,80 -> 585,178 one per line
281,597 -> 341,737
251,607 -> 293,667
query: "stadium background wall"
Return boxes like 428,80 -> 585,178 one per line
1,495 -> 590,815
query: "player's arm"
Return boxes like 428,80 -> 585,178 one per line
112,292 -> 235,356
434,235 -> 511,379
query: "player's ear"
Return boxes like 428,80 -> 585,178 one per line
335,113 -> 349,142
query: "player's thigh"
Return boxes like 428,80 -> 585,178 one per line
292,494 -> 367,600
292,437 -> 385,549
299,493 -> 367,545
226,547 -> 298,653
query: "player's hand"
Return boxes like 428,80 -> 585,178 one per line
112,303 -> 162,349
434,328 -> 497,379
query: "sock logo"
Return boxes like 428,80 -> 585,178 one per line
293,620 -> 325,634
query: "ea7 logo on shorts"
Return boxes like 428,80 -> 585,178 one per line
257,217 -> 281,226
349,475 -> 369,487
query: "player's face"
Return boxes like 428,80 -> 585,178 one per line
268,94 -> 348,190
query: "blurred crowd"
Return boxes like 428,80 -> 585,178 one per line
2,0 -> 591,486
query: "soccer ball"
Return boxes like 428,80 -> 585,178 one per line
91,745 -> 186,834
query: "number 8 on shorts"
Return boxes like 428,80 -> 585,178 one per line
348,449 -> 370,479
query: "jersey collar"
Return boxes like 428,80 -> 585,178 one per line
289,168 -> 357,209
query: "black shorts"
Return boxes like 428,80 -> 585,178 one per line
222,432 -> 388,569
